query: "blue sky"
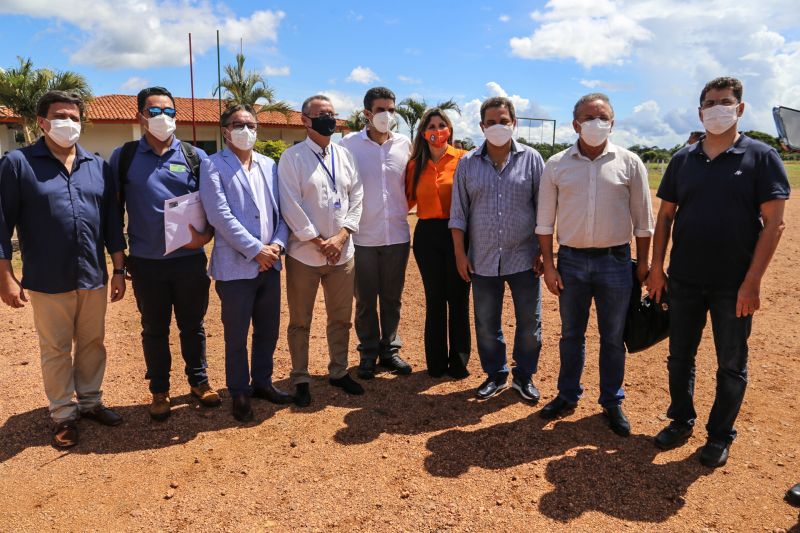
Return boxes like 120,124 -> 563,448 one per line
1,0 -> 798,147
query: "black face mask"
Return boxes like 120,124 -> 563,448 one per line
310,115 -> 337,137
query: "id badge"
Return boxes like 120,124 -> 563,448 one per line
333,198 -> 342,210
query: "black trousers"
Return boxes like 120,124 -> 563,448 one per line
127,253 -> 210,393
412,219 -> 471,376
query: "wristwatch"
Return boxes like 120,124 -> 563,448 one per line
112,268 -> 127,277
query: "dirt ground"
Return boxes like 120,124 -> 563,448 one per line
1,194 -> 799,533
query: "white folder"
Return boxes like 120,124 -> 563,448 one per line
163,191 -> 207,255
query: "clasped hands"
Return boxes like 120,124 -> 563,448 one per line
312,231 -> 348,266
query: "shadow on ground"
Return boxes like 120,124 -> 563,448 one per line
425,412 -> 710,523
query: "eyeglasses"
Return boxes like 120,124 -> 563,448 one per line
303,112 -> 338,119
227,122 -> 258,130
145,107 -> 177,118
700,98 -> 739,109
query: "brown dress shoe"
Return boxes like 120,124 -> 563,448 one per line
190,383 -> 222,407
81,405 -> 123,426
149,392 -> 171,421
53,420 -> 78,448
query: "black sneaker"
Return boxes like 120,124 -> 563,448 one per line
329,374 -> 365,395
357,358 -> 377,380
476,375 -> 508,400
294,383 -> 311,407
511,376 -> 540,403
785,483 -> 800,506
699,439 -> 730,468
654,422 -> 693,450
379,354 -> 412,375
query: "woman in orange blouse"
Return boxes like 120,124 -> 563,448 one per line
406,108 -> 470,378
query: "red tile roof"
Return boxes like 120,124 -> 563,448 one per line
1,94 -> 348,130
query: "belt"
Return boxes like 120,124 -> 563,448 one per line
559,244 -> 629,256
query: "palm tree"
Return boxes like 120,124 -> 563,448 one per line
213,53 -> 291,121
0,57 -> 93,144
396,97 -> 461,141
344,110 -> 367,132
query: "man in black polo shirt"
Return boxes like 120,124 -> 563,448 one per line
646,77 -> 790,468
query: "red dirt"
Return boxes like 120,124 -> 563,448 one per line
1,195 -> 798,532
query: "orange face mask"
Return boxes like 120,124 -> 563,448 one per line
424,127 -> 450,148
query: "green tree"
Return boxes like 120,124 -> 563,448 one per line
254,139 -> 288,162
214,53 -> 291,121
0,56 -> 93,144
344,110 -> 367,132
396,97 -> 461,141
743,130 -> 781,151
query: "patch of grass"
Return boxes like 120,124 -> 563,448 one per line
646,160 -> 800,190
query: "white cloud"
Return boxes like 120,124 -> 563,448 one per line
119,76 -> 148,93
397,75 -> 421,84
499,14 -> 510,22
0,1 -> 285,69
318,90 -> 362,115
346,66 -> 380,84
510,1 -> 800,143
264,65 -> 290,77
579,79 -> 623,92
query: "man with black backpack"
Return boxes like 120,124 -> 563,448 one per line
109,86 -> 219,421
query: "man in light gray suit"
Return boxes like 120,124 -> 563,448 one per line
200,104 -> 291,422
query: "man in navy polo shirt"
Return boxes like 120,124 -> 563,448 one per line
647,77 -> 790,468
110,86 -> 218,421
0,91 -> 127,448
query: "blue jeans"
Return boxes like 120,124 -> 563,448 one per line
472,269 -> 542,381
666,277 -> 751,444
556,245 -> 632,406
215,268 -> 281,396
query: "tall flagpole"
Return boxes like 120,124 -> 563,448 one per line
188,32 -> 197,145
217,29 -> 222,151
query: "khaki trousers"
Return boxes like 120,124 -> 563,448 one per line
28,287 -> 108,423
285,255 -> 354,385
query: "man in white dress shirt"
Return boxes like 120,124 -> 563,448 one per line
340,87 -> 413,380
277,95 -> 364,407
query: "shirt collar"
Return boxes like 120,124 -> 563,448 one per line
568,140 -> 617,160
478,138 -> 524,158
30,136 -> 93,162
305,136 -> 332,155
138,135 -> 181,154
695,132 -> 750,157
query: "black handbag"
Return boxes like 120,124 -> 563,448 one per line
623,262 -> 670,354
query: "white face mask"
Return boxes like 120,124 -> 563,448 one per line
579,118 -> 612,147
484,124 -> 514,146
229,126 -> 257,151
370,111 -> 396,134
147,114 -> 176,142
46,119 -> 81,148
702,104 -> 739,135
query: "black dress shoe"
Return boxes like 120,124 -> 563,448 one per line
603,405 -> 631,437
539,396 -> 577,419
446,365 -> 470,380
294,383 -> 311,407
699,439 -> 730,468
329,374 -> 365,395
357,358 -> 377,380
232,394 -> 253,422
476,375 -> 508,400
252,384 -> 293,404
81,405 -> 123,426
654,422 -> 693,450
785,483 -> 800,506
511,376 -> 540,403
379,354 -> 412,375
52,420 -> 78,448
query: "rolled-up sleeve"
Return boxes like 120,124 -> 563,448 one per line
0,157 -> 20,260
629,156 -> 654,238
448,159 -> 469,232
535,160 -> 557,235
277,152 -> 319,241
